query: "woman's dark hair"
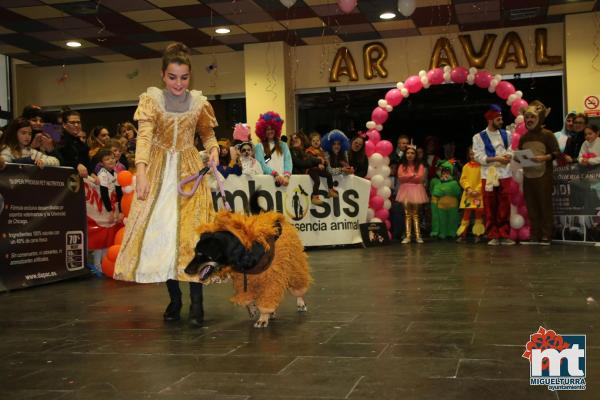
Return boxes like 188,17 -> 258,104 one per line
399,147 -> 422,170
574,113 -> 589,125
219,143 -> 231,166
162,42 -> 192,73
87,126 -> 110,149
348,135 -> 366,165
96,147 -> 114,163
261,136 -> 282,156
586,124 -> 599,134
327,141 -> 348,167
1,117 -> 31,156
291,131 -> 308,149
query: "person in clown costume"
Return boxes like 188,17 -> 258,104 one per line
456,146 -> 485,242
253,111 -> 292,186
429,160 -> 462,239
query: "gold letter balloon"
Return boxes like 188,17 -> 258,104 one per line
363,42 -> 388,79
496,31 -> 528,69
459,34 -> 497,68
329,47 -> 359,82
535,28 -> 562,65
429,38 -> 459,70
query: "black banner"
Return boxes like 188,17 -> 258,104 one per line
0,164 -> 88,291
552,164 -> 600,243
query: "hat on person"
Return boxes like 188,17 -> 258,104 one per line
484,104 -> 502,121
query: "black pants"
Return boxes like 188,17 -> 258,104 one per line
308,167 -> 333,196
166,279 -> 203,301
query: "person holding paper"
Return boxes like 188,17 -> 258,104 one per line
472,105 -> 514,246
518,101 -> 560,245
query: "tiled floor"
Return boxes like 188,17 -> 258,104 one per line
0,242 -> 598,399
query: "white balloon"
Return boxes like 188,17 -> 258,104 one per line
494,74 -> 502,81
423,82 -> 431,89
397,0 -> 416,17
443,65 -> 451,73
515,115 -> 524,124
507,94 -> 517,106
383,199 -> 392,210
377,186 -> 392,199
510,214 -> 525,230
366,121 -> 376,129
469,67 -> 477,75
386,105 -> 393,112
378,99 -> 388,108
371,174 -> 385,189
488,86 -> 496,93
400,88 -> 409,97
367,208 -> 375,221
370,217 -> 382,223
515,90 -> 523,99
280,0 -> 296,7
382,156 -> 390,166
366,166 -> 376,178
418,70 -> 427,77
384,177 -> 393,188
396,82 -> 404,89
375,124 -> 383,131
467,75 -> 475,85
489,79 -> 499,87
514,169 -> 524,184
369,153 -> 384,167
380,165 -> 391,177
443,72 -> 451,82
420,76 -> 429,85
122,185 -> 134,194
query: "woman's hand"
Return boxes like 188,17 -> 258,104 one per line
209,147 -> 219,168
282,175 -> 290,186
136,164 -> 150,200
275,175 -> 286,186
76,163 -> 88,177
34,157 -> 45,169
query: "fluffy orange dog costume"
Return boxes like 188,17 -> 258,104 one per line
188,210 -> 313,328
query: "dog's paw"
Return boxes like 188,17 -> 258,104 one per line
253,316 -> 270,328
247,304 -> 259,319
297,304 -> 307,313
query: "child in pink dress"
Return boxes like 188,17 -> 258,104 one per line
396,146 -> 428,243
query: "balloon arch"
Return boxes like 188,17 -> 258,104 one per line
364,65 -> 531,241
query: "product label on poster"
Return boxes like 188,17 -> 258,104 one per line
210,174 -> 370,246
0,164 -> 88,291
552,164 -> 600,243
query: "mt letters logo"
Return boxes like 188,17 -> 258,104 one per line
523,326 -> 586,391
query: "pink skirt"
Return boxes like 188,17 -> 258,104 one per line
395,183 -> 429,204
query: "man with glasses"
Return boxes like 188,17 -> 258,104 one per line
57,110 -> 89,177
565,113 -> 589,162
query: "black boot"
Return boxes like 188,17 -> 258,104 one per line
163,279 -> 182,322
189,282 -> 204,327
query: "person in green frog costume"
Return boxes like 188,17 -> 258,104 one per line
430,160 -> 462,239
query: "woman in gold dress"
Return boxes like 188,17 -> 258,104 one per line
114,43 -> 219,327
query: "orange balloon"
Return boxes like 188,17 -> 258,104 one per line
101,256 -> 115,278
114,227 -> 125,245
117,171 -> 133,187
121,193 -> 133,217
107,244 -> 121,262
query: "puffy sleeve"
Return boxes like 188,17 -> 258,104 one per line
31,148 -> 59,166
196,101 -> 218,154
133,93 -> 156,166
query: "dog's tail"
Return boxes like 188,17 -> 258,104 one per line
249,191 -> 265,215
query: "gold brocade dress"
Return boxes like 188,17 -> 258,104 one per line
114,87 -> 218,283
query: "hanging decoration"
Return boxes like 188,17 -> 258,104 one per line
459,34 -> 497,68
280,0 -> 297,8
397,0 -> 416,17
363,42 -> 388,79
362,66 -> 531,239
57,64 -> 69,84
338,0 -> 357,14
329,47 -> 359,82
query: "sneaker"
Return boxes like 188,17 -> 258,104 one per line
520,239 -> 539,245
456,237 -> 465,243
328,188 -> 339,198
487,238 -> 500,246
416,237 -> 424,244
401,237 -> 411,244
539,239 -> 551,246
500,238 -> 516,246
473,236 -> 481,244
311,195 -> 324,206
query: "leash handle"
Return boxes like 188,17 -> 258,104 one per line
210,161 -> 232,211
177,166 -> 209,197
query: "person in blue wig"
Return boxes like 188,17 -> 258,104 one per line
322,129 -> 353,176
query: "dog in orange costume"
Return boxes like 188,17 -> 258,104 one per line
185,208 -> 313,328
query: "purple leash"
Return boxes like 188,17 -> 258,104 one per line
177,162 -> 231,211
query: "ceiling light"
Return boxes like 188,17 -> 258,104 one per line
379,12 -> 396,20
66,41 -> 82,48
215,27 -> 231,34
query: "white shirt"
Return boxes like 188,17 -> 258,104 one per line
472,128 -> 513,180
578,137 -> 600,165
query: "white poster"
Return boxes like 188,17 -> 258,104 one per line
211,174 -> 370,247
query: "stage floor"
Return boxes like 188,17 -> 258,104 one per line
1,242 -> 598,399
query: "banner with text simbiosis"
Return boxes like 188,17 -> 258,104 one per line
0,164 -> 88,291
211,175 -> 370,246
552,164 -> 600,243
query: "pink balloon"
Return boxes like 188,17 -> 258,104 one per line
509,228 -> 519,241
384,219 -> 391,230
369,195 -> 384,210
474,70 -> 493,88
370,186 -> 378,197
515,122 -> 526,135
427,68 -> 444,85
366,129 -> 381,144
375,140 -> 393,157
375,208 -> 389,220
495,81 -> 515,100
451,67 -> 468,84
337,0 -> 357,14
405,75 -> 423,94
385,88 -> 403,107
365,140 -> 376,157
511,133 -> 521,151
511,99 -> 528,117
518,225 -> 530,241
371,107 -> 388,125
518,205 -> 528,218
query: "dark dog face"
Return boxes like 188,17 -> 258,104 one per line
184,231 -> 269,281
